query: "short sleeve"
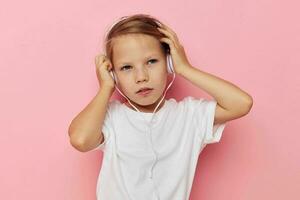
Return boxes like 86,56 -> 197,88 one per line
187,96 -> 226,146
90,100 -> 115,152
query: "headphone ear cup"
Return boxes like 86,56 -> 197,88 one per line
166,54 -> 174,74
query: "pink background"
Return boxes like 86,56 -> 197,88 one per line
1,0 -> 299,199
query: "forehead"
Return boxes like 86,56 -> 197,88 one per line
112,34 -> 163,64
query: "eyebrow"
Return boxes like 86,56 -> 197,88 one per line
116,54 -> 159,67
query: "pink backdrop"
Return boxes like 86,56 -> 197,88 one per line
1,0 -> 299,199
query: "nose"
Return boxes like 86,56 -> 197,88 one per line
135,67 -> 149,83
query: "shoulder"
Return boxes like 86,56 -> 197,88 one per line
179,96 -> 213,106
108,99 -> 122,107
106,99 -> 123,114
166,96 -> 214,115
167,96 -> 204,103
176,96 -> 218,118
165,96 -> 210,107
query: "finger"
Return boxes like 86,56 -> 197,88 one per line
102,60 -> 113,71
103,56 -> 113,70
95,55 -> 100,66
158,27 -> 180,48
160,37 -> 176,52
95,55 -> 102,66
158,24 -> 179,41
96,54 -> 107,67
159,32 -> 179,49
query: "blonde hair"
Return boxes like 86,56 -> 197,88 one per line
103,14 -> 169,67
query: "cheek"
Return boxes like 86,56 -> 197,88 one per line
116,76 -> 134,92
155,73 -> 168,86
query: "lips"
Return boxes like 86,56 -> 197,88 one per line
136,87 -> 153,93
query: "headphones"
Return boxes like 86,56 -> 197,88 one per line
102,15 -> 175,85
102,14 -> 176,115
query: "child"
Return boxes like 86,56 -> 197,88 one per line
68,14 -> 253,200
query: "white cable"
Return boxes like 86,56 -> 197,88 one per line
115,72 -> 175,123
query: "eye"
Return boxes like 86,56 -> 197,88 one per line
120,59 -> 158,71
121,65 -> 132,71
147,59 -> 158,65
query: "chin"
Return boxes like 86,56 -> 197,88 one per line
123,86 -> 166,106
136,94 -> 165,106
132,98 -> 156,106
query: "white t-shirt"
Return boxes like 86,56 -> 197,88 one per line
92,96 -> 226,200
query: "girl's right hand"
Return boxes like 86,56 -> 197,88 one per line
95,54 -> 115,91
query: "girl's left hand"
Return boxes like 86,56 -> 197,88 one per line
157,23 -> 192,75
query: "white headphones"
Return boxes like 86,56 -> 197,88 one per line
102,14 -> 176,115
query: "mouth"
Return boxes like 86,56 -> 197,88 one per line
136,88 -> 153,96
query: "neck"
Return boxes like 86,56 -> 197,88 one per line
125,97 -> 166,113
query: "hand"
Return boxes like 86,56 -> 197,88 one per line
157,23 -> 192,75
95,54 -> 115,91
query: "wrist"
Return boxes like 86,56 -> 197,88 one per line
179,64 -> 195,76
99,85 -> 114,95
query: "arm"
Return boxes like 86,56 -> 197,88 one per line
178,66 -> 253,125
68,86 -> 114,152
156,23 -> 253,125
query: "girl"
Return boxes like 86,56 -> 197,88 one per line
68,14 -> 253,200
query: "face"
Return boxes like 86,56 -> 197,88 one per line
111,33 -> 168,112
